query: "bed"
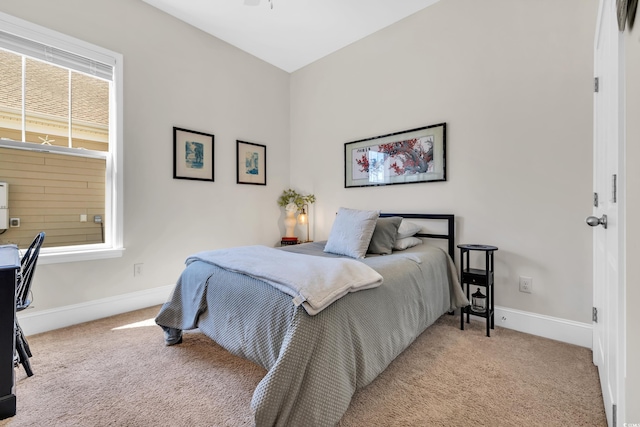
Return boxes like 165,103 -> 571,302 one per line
155,211 -> 468,427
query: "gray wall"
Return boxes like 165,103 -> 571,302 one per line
290,0 -> 598,323
1,0 -> 598,323
0,0 -> 291,309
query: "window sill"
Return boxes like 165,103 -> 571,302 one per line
38,247 -> 125,265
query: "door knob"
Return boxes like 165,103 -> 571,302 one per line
586,214 -> 607,229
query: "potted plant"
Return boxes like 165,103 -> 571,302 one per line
277,189 -> 315,238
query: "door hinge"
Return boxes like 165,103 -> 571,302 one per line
613,404 -> 617,425
592,307 -> 598,323
594,192 -> 599,207
594,77 -> 599,93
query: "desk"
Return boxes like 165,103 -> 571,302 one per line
0,245 -> 19,419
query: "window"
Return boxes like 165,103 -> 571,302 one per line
0,12 -> 123,263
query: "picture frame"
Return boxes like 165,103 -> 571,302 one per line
236,140 -> 267,185
344,123 -> 446,188
173,127 -> 215,182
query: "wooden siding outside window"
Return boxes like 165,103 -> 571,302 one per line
0,146 -> 105,249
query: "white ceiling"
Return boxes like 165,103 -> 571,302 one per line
141,0 -> 440,73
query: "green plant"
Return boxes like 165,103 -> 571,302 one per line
277,189 -> 315,211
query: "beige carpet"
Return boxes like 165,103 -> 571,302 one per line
1,306 -> 606,427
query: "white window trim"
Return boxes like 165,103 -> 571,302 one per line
0,11 -> 124,263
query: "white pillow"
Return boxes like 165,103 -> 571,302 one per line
393,236 -> 423,251
324,207 -> 380,259
396,220 -> 422,239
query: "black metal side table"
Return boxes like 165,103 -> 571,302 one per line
458,244 -> 498,337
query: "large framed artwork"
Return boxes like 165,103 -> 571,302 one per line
236,140 -> 267,185
344,123 -> 446,188
173,127 -> 215,182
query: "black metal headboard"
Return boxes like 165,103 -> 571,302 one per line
379,213 -> 455,259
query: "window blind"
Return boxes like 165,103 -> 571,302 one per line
0,30 -> 113,81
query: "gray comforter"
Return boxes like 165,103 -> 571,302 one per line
155,242 -> 468,427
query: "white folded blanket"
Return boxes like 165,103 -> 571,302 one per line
188,245 -> 383,315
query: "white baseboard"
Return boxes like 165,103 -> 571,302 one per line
18,287 -> 593,350
488,306 -> 592,349
17,284 -> 174,336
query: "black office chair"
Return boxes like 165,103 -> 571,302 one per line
15,232 -> 45,377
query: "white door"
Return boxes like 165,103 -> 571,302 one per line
591,0 -> 625,425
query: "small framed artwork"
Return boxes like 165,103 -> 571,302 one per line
344,122 -> 446,188
173,127 -> 215,182
236,140 -> 267,185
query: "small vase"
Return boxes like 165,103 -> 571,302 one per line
284,210 -> 297,238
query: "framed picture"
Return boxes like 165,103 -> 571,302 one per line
344,123 -> 446,188
173,127 -> 214,182
236,140 -> 267,185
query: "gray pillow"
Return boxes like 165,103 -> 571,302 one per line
324,207 -> 379,259
367,216 -> 402,255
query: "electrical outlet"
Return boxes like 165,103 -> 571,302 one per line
134,263 -> 143,277
10,218 -> 20,227
80,214 -> 87,222
519,276 -> 532,293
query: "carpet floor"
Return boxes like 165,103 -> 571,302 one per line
1,306 -> 606,426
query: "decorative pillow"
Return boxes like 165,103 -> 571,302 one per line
393,236 -> 423,251
396,220 -> 422,239
367,216 -> 402,255
324,207 -> 380,259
